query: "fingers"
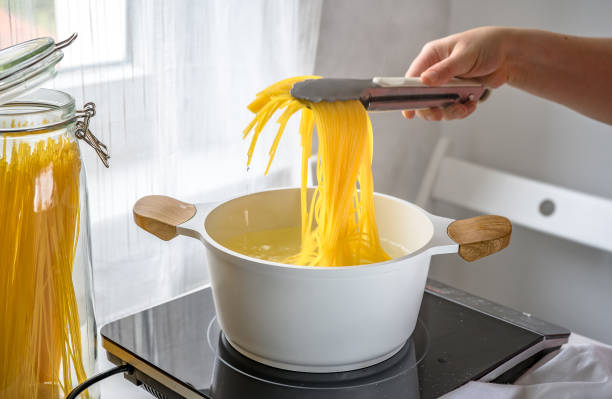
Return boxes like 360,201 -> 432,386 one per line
404,101 -> 477,121
403,36 -> 480,120
420,51 -> 475,86
403,40 -> 448,118
406,42 -> 445,78
406,39 -> 473,85
443,101 -> 477,120
402,110 -> 415,119
415,107 -> 444,121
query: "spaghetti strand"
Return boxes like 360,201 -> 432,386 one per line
245,77 -> 390,266
0,134 -> 89,398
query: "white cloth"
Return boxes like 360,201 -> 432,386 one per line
442,335 -> 612,399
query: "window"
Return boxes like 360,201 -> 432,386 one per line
1,0 -> 323,325
54,0 -> 127,68
0,0 -> 126,67
0,0 -> 56,48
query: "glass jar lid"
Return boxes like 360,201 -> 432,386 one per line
0,34 -> 77,106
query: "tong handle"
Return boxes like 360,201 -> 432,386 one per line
366,77 -> 489,111
373,77 -> 483,88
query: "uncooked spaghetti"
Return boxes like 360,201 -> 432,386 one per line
0,133 -> 88,397
244,76 -> 390,266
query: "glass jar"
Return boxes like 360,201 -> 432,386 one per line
0,88 -> 108,398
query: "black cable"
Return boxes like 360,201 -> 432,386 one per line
66,363 -> 134,399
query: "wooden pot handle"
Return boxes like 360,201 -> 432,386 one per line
447,215 -> 512,262
133,195 -> 196,241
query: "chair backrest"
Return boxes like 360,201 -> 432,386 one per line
416,137 -> 612,253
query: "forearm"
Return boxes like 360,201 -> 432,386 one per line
506,29 -> 612,124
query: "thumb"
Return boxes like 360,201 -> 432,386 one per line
421,52 -> 474,86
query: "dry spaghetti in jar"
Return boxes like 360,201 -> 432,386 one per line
0,36 -> 109,399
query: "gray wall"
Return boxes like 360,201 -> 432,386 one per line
315,0 -> 612,343
431,1 -> 612,344
314,0 -> 449,200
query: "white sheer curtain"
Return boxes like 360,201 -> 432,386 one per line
1,0 -> 322,324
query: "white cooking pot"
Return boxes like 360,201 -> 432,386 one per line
133,188 -> 511,373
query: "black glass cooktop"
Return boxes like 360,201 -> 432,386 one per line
101,279 -> 569,399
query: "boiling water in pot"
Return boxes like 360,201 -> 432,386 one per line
219,226 -> 410,264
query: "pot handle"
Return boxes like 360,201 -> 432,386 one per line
133,195 -> 197,241
448,215 -> 512,262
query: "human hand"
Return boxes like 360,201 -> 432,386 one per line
403,26 -> 513,121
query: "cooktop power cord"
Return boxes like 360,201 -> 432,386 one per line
66,363 -> 134,399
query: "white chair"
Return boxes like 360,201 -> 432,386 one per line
416,136 -> 612,253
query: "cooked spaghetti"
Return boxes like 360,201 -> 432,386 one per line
0,133 -> 88,397
244,76 -> 390,266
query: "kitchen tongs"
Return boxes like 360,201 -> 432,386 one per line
290,77 -> 489,111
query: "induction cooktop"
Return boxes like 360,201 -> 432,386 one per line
101,279 -> 569,399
